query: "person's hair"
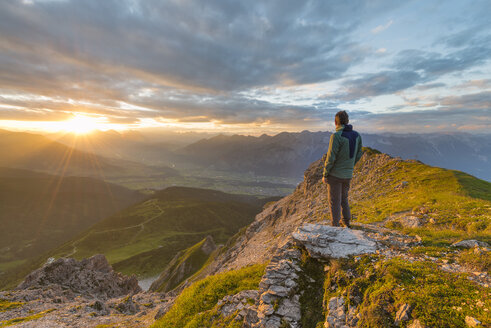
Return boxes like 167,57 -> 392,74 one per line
335,110 -> 349,125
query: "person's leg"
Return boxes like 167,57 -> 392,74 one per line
327,176 -> 342,226
340,178 -> 351,227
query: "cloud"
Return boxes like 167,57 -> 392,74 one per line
357,90 -> 491,133
413,83 -> 446,91
453,79 -> 491,90
439,91 -> 491,110
371,19 -> 393,34
336,71 -> 423,101
0,0 -> 398,94
0,0 -> 490,133
394,46 -> 491,77
334,32 -> 491,102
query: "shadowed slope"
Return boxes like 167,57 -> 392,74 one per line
0,167 -> 144,272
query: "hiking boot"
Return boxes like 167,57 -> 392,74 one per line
341,220 -> 351,229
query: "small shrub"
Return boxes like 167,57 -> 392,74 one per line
458,249 -> 491,274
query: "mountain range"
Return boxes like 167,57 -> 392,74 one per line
0,129 -> 178,179
178,131 -> 491,182
47,129 -> 491,183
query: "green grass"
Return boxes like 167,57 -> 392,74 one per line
327,255 -> 490,328
0,259 -> 27,273
152,264 -> 266,328
297,248 -> 325,328
458,248 -> 491,274
350,155 -> 491,246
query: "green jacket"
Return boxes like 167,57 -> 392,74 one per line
323,124 -> 363,179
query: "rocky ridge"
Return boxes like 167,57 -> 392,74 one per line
0,255 -> 171,327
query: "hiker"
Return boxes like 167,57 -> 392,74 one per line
322,110 -> 362,228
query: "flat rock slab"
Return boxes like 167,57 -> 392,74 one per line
292,223 -> 379,259
452,239 -> 489,249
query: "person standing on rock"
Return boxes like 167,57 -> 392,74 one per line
322,110 -> 362,228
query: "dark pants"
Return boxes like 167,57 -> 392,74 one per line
326,175 -> 351,226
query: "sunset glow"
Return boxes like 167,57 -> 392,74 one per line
60,115 -> 105,134
0,0 -> 489,134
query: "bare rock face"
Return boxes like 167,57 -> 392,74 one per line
17,254 -> 141,299
292,223 -> 379,259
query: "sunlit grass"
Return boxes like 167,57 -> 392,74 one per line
351,158 -> 491,245
326,255 -> 490,328
152,264 -> 266,328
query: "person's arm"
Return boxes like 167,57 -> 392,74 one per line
354,134 -> 363,164
323,134 -> 339,178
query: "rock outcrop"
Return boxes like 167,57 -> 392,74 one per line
292,223 -> 379,259
17,254 -> 141,299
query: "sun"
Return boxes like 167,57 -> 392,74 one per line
61,115 -> 101,134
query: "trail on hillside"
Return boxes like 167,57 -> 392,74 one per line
66,201 -> 165,257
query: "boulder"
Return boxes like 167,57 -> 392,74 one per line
89,299 -> 110,316
292,223 -> 379,259
465,316 -> 481,327
452,240 -> 489,249
398,216 -> 422,228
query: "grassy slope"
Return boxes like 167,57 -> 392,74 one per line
320,254 -> 490,328
51,187 -> 262,277
308,149 -> 491,327
0,167 -> 143,271
160,149 -> 491,327
349,149 -> 491,245
153,264 -> 266,328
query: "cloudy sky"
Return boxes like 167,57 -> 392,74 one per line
0,0 -> 490,134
